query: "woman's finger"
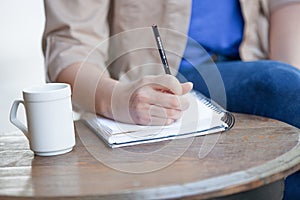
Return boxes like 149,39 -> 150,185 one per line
148,105 -> 182,120
181,82 -> 193,95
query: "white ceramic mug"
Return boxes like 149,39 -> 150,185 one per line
9,83 -> 75,156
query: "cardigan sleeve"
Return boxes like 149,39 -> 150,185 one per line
42,0 -> 111,82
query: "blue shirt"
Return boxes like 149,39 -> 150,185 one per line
180,0 -> 244,69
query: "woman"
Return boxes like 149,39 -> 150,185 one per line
43,1 -> 300,198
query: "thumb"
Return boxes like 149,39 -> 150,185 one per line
181,82 -> 193,95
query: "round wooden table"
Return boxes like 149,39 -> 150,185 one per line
1,113 -> 300,199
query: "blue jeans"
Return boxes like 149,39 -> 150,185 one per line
177,60 -> 300,199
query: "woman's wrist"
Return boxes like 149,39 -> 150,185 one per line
95,77 -> 119,119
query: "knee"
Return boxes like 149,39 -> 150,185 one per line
247,60 -> 300,96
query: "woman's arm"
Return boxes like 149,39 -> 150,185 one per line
43,0 -> 111,81
44,1 -> 193,125
57,62 -> 193,125
269,2 -> 300,70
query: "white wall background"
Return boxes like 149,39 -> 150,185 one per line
0,1 -> 45,133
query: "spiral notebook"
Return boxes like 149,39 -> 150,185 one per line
82,91 -> 235,148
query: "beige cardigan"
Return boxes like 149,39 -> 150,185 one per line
43,0 -> 292,82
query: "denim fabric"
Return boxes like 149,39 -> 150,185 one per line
177,60 -> 300,128
284,171 -> 300,200
177,60 -> 300,199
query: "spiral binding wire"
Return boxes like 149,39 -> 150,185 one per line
192,90 -> 235,130
221,112 -> 235,130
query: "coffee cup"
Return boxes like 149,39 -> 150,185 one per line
9,83 -> 75,156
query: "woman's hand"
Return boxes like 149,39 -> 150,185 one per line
110,75 -> 193,125
56,63 -> 193,126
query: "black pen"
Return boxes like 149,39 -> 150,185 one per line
152,24 -> 172,75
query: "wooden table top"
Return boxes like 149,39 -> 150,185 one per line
1,113 -> 300,199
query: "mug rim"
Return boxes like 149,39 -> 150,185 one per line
23,83 -> 71,102
23,83 -> 69,93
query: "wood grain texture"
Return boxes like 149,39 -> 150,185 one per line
0,113 -> 300,199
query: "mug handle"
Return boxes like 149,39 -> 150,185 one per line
9,100 -> 29,138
